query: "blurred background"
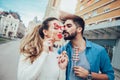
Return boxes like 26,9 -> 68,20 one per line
0,0 -> 120,80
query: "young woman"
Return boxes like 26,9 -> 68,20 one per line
18,17 -> 68,80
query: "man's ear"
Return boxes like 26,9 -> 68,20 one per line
77,27 -> 82,33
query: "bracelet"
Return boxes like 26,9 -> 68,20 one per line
87,70 -> 92,80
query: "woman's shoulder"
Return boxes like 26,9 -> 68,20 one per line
19,54 -> 27,60
19,54 -> 31,64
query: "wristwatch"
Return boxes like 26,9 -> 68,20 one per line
87,70 -> 92,80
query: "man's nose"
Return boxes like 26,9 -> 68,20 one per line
61,26 -> 66,34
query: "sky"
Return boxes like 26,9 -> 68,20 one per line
0,0 -> 77,27
60,0 -> 77,14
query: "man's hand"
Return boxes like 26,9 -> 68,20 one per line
57,51 -> 68,70
73,66 -> 89,78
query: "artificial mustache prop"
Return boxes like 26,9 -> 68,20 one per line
54,23 -> 64,39
54,23 -> 64,30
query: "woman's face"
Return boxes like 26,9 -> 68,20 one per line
47,20 -> 63,41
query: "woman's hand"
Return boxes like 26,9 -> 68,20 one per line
57,51 -> 68,70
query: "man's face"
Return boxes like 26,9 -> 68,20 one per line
63,20 -> 77,40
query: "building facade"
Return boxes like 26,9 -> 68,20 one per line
75,0 -> 120,78
75,0 -> 120,39
17,22 -> 26,38
26,17 -> 41,35
44,0 -> 61,19
0,13 -> 26,38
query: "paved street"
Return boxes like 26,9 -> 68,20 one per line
0,40 -> 20,80
0,39 -> 120,80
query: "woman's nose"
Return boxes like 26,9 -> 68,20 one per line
63,25 -> 66,30
58,28 -> 62,33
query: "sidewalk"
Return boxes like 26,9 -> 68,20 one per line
0,37 -> 13,44
0,40 -> 20,80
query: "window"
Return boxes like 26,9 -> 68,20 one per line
6,26 -> 8,28
4,29 -> 7,32
87,0 -> 92,6
91,10 -> 97,17
115,17 -> 120,20
104,8 -> 110,12
53,0 -> 56,7
95,0 -> 100,2
12,27 -> 13,30
88,13 -> 92,18
80,6 -> 84,11
80,0 -> 84,2
9,15 -> 11,18
111,0 -> 115,1
84,14 -> 89,20
0,16 -> 1,20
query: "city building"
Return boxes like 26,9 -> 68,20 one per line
44,0 -> 61,19
26,16 -> 41,35
0,12 -> 26,39
75,0 -> 120,39
17,22 -> 26,38
75,0 -> 120,77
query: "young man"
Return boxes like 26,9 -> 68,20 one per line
58,15 -> 114,80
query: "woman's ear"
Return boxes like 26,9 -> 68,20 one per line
43,29 -> 48,36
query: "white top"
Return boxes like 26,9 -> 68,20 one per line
17,51 -> 65,80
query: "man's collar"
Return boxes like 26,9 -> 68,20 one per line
85,39 -> 92,48
82,37 -> 91,48
67,37 -> 92,48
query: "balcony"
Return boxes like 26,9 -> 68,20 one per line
84,19 -> 120,39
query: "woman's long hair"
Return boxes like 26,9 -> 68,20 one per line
20,25 -> 43,63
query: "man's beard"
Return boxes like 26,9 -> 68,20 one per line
63,30 -> 77,40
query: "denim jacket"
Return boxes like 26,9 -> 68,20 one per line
58,39 -> 114,80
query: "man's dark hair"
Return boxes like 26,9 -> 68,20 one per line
61,15 -> 85,35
